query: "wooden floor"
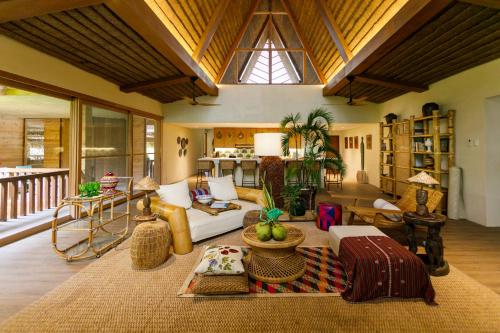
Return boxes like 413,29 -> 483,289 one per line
1,182 -> 500,323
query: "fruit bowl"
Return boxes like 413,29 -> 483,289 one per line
197,194 -> 213,204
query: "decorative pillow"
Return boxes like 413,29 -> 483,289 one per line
190,188 -> 210,202
373,198 -> 402,221
207,175 -> 238,200
194,245 -> 244,275
190,272 -> 249,295
156,179 -> 192,209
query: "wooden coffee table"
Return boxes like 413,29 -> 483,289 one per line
241,224 -> 306,283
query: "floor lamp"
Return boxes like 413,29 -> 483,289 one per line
254,133 -> 284,208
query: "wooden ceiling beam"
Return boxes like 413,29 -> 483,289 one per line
458,0 -> 500,9
106,0 -> 218,96
314,0 -> 352,62
353,75 -> 428,93
120,75 -> 190,93
280,0 -> 326,84
192,0 -> 231,62
323,0 -> 453,96
216,0 -> 262,83
0,0 -> 104,23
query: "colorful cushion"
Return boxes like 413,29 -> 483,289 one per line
190,188 -> 210,202
316,202 -> 342,231
194,245 -> 244,275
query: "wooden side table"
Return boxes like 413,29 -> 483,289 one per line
403,212 -> 449,276
242,224 -> 305,283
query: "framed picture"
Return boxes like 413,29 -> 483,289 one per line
349,137 -> 353,148
354,136 -> 359,149
366,134 -> 372,150
344,137 -> 348,149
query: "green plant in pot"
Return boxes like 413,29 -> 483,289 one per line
78,181 -> 101,197
256,176 -> 287,241
281,183 -> 306,217
280,108 -> 346,212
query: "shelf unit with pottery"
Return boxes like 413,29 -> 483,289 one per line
409,110 -> 455,213
379,122 -> 396,198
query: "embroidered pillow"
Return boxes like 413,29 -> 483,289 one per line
194,245 -> 244,275
373,198 -> 402,221
156,179 -> 192,209
207,175 -> 238,200
189,188 -> 210,202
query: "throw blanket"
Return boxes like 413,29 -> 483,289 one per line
339,236 -> 436,304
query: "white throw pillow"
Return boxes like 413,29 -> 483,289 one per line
156,179 -> 192,209
195,245 -> 245,275
208,175 -> 238,200
373,198 -> 402,221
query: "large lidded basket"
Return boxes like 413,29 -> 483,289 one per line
100,171 -> 119,193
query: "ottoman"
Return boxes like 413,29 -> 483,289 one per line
243,210 -> 262,228
316,202 -> 342,231
328,225 -> 387,256
130,220 -> 172,270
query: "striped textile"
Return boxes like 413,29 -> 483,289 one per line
339,236 -> 436,304
189,188 -> 210,202
249,247 -> 346,294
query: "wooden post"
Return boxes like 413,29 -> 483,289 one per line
29,178 -> 35,214
10,182 -> 18,220
20,179 -> 27,217
0,182 -> 7,221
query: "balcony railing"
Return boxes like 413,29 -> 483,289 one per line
0,168 -> 69,221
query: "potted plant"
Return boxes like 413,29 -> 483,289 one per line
78,181 -> 101,197
281,183 -> 306,216
280,108 -> 345,212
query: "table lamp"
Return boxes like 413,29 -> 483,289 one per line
135,176 -> 160,222
254,133 -> 284,208
407,171 -> 439,217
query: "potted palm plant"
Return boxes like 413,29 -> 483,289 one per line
280,108 -> 345,213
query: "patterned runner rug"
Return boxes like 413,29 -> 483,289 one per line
179,246 -> 347,297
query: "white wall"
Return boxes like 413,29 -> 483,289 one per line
379,58 -> 500,226
162,123 -> 204,184
0,35 -> 162,116
164,85 -> 381,125
334,124 -> 380,186
485,96 -> 500,227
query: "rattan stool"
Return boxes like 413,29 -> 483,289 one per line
130,220 -> 171,270
196,160 -> 214,188
243,210 -> 262,228
220,160 -> 236,181
241,160 -> 258,188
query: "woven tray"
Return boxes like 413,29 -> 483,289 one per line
192,201 -> 241,216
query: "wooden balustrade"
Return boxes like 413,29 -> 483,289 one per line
0,168 -> 69,221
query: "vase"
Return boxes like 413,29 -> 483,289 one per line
422,102 -> 439,117
384,113 -> 397,124
290,197 -> 306,217
100,171 -> 119,193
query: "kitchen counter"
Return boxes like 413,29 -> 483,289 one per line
199,157 -> 261,186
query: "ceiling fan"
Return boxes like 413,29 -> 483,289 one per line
182,77 -> 220,106
323,76 -> 368,106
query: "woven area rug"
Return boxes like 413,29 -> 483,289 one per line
2,223 -> 500,332
179,246 -> 346,297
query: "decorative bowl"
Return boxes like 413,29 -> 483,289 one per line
197,194 -> 213,204
100,171 -> 119,193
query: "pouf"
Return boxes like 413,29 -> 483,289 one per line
243,210 -> 262,228
130,220 -> 171,270
316,202 -> 342,231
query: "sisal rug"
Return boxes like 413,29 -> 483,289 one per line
178,246 -> 346,297
1,223 -> 500,332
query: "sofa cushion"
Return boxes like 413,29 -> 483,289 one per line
187,200 -> 261,242
194,245 -> 245,275
373,198 -> 402,221
156,179 -> 192,209
189,188 -> 210,202
207,175 -> 238,200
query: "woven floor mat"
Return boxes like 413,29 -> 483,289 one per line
1,224 -> 500,332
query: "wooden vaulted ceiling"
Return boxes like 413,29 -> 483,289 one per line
0,0 -> 499,104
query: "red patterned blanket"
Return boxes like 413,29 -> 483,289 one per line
339,236 -> 435,304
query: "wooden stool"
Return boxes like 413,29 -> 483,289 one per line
196,160 -> 213,188
130,220 -> 171,270
241,160 -> 258,188
324,167 -> 343,190
220,160 -> 236,181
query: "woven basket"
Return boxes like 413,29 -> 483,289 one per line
130,221 -> 171,270
242,210 -> 262,228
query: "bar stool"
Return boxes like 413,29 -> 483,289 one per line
324,166 -> 343,190
285,160 -> 302,185
196,160 -> 214,188
241,160 -> 258,188
220,160 -> 236,182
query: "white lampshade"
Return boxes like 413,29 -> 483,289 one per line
254,133 -> 282,156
